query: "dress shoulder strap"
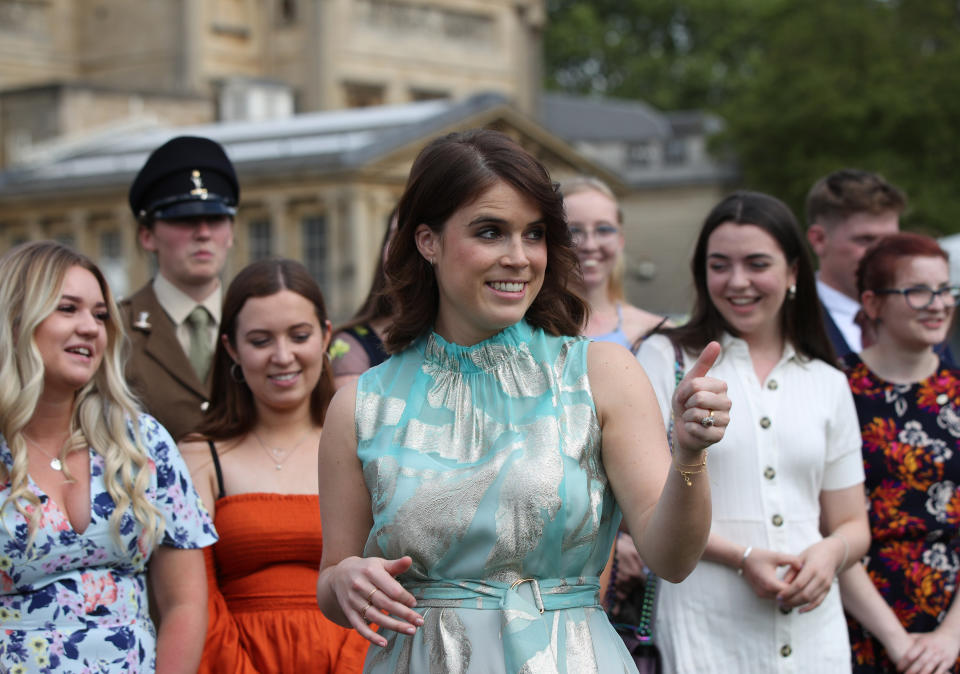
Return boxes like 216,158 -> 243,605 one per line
207,439 -> 225,501
613,302 -> 627,331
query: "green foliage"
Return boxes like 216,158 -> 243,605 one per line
545,0 -> 960,234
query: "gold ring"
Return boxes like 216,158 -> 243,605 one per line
365,587 -> 380,602
362,602 -> 372,622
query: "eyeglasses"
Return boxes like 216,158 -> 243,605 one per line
569,223 -> 620,246
874,285 -> 960,310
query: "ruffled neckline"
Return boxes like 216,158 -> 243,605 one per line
423,320 -> 534,374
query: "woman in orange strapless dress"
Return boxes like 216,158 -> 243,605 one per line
181,259 -> 368,673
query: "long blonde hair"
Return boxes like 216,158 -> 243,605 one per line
0,241 -> 164,553
559,176 -> 626,302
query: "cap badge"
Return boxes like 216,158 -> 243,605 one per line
189,170 -> 209,199
133,311 -> 152,332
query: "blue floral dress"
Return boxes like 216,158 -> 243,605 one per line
0,415 -> 218,674
356,320 -> 635,673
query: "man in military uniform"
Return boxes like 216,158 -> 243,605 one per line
122,136 -> 237,440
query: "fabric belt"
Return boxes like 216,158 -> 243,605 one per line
406,576 -> 600,613
404,577 -> 602,671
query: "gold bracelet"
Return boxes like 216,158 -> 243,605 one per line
673,450 -> 708,486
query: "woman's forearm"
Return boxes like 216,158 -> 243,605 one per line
839,563 -> 907,647
155,602 -> 207,674
639,461 -> 712,582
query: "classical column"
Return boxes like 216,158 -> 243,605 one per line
346,187 -> 369,315
320,187 -> 344,317
265,194 -> 289,258
68,208 -> 90,256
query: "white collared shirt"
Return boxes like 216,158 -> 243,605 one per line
152,273 -> 222,357
817,278 -> 862,352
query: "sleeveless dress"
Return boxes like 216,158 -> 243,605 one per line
591,305 -> 667,354
0,414 -> 218,674
843,354 -> 960,673
355,319 -> 635,673
200,446 -> 368,673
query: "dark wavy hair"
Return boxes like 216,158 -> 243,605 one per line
195,258 -> 335,441
666,191 -> 836,365
382,129 -> 587,352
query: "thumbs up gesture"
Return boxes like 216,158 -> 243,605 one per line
671,341 -> 730,455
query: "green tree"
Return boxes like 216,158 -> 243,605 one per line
545,0 -> 960,234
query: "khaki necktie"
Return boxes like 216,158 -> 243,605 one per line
186,306 -> 214,381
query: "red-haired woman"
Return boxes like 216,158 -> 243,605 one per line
181,259 -> 367,673
840,233 -> 960,674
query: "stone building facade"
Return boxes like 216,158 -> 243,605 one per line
0,0 -> 734,318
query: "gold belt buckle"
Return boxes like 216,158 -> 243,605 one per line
509,577 -> 545,614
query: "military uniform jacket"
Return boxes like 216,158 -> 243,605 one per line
121,283 -> 212,441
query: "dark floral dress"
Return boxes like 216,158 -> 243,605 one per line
844,354 -> 960,673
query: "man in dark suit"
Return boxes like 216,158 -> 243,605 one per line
122,136 -> 238,440
805,169 -> 903,358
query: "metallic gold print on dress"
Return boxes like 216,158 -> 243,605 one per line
487,417 -> 562,571
555,340 -> 592,395
565,612 -> 601,674
518,647 -> 561,674
424,334 -> 551,398
384,457 -> 507,570
430,608 -> 471,673
363,455 -> 399,516
399,412 -> 507,463
355,390 -> 405,441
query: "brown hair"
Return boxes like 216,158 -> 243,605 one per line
805,168 -> 906,229
382,129 -> 587,352
667,191 -> 836,365
857,232 -> 949,295
196,258 -> 335,440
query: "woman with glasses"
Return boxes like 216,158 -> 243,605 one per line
840,233 -> 960,673
561,178 -> 667,352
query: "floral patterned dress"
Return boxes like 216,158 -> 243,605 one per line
0,415 -> 218,674
844,354 -> 960,673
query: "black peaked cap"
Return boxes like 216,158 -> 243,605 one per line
129,136 -> 240,222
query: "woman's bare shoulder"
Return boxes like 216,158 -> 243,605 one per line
621,303 -> 672,341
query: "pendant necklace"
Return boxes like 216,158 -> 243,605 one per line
23,432 -> 70,471
252,429 -> 315,471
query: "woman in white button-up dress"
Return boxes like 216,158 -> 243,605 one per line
637,191 -> 871,673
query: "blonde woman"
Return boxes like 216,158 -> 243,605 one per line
0,241 -> 216,673
561,177 -> 667,352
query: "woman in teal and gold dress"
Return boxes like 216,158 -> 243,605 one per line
316,129 -> 732,673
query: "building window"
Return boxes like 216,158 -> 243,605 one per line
277,0 -> 297,24
100,229 -> 122,259
410,88 -> 449,102
248,220 -> 272,261
626,141 -> 653,168
664,138 -> 688,165
99,230 -> 128,297
53,234 -> 75,249
344,82 -> 385,108
302,215 -> 327,288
